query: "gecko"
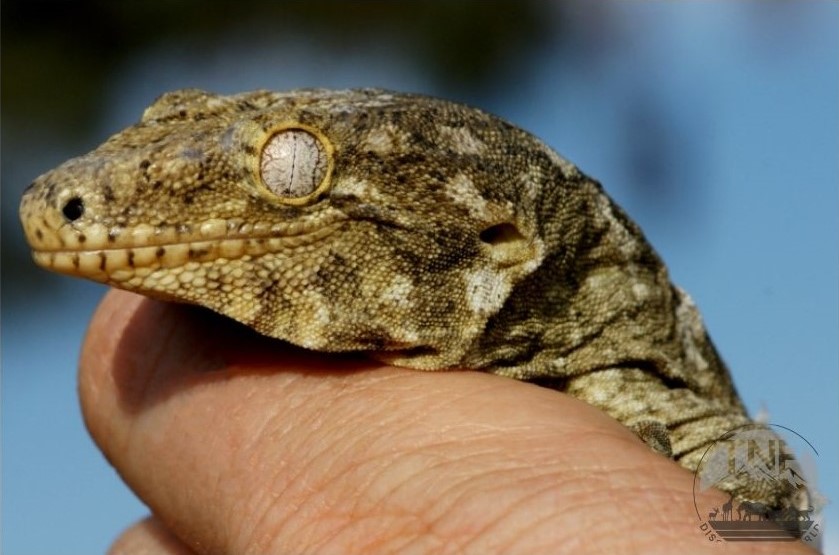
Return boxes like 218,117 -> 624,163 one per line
19,88 -> 805,512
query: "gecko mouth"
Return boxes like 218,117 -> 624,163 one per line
30,220 -> 346,282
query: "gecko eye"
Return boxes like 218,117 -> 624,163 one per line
62,196 -> 85,221
260,128 -> 330,201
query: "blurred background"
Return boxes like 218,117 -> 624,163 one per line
2,1 -> 836,553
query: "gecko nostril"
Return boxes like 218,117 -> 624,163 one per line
62,196 -> 85,222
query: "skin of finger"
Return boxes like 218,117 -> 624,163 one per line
81,290 -> 817,555
108,516 -> 197,555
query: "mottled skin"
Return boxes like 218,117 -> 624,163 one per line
19,88 -> 795,508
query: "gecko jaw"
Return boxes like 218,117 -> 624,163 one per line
30,221 -> 345,282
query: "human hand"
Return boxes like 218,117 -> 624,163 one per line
81,290 -> 815,554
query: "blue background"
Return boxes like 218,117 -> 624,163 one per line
2,2 -> 837,553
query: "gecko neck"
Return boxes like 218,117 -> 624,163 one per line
466,175 -> 737,405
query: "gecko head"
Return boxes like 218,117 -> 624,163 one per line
19,88 -> 573,369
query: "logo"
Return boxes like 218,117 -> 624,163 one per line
693,423 -> 825,545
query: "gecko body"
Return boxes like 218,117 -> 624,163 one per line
19,89 -> 802,510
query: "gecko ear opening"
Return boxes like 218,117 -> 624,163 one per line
479,222 -> 522,245
479,222 -> 532,268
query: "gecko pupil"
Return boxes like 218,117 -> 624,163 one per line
62,197 -> 85,221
